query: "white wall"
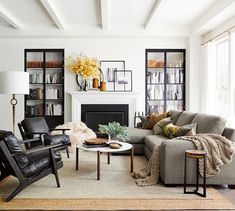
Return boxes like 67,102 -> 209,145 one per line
0,37 -> 187,137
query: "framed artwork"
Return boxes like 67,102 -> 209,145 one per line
100,60 -> 125,91
114,70 -> 132,92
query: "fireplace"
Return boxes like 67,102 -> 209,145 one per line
81,104 -> 129,132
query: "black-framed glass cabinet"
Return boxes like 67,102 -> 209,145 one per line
24,49 -> 65,128
145,49 -> 186,114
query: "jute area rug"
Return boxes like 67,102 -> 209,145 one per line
0,151 -> 235,210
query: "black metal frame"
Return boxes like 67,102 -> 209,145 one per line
145,49 -> 186,114
24,49 -> 65,129
100,60 -> 126,92
0,137 -> 65,202
184,152 -> 207,197
114,70 -> 132,92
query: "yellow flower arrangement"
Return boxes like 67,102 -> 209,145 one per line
66,54 -> 100,79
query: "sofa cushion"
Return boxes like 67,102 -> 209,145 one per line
168,110 -> 183,124
163,123 -> 197,138
175,111 -> 197,126
141,112 -> 170,129
153,117 -> 172,135
145,135 -> 170,151
191,113 -> 226,134
222,127 -> 235,142
126,127 -> 153,144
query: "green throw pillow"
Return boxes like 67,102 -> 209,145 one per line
163,123 -> 197,139
153,117 -> 172,135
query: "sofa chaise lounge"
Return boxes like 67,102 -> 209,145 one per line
127,110 -> 235,187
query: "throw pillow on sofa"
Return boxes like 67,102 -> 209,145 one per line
153,117 -> 172,135
163,123 -> 197,139
141,112 -> 170,129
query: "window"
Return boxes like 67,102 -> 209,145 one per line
215,38 -> 230,122
201,31 -> 235,127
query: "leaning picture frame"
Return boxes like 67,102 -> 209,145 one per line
100,60 -> 125,91
114,70 -> 132,92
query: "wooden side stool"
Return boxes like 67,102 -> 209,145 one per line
184,150 -> 207,197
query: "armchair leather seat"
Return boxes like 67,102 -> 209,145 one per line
18,117 -> 70,158
0,130 -> 65,201
44,134 -> 70,146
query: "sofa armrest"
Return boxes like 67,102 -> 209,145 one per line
160,139 -> 196,184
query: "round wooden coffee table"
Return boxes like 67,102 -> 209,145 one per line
76,141 -> 134,180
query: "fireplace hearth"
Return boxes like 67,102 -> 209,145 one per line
81,104 -> 129,132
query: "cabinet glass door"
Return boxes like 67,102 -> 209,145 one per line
146,52 -> 165,114
45,52 -> 63,116
26,51 -> 44,117
166,52 -> 184,112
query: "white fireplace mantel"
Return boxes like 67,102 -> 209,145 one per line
68,91 -> 139,127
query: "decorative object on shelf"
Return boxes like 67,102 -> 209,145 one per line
92,78 -> 99,88
99,81 -> 106,91
100,60 -> 125,91
114,70 -> 132,92
66,54 -> 100,91
98,122 -> 129,142
0,71 -> 29,134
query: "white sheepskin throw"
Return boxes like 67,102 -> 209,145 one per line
50,122 -> 96,152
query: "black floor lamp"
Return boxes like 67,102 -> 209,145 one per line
0,71 -> 29,134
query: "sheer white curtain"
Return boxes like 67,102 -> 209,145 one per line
200,42 -> 216,114
200,31 -> 235,127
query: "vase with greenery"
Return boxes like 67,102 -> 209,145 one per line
98,122 -> 130,142
66,54 -> 100,91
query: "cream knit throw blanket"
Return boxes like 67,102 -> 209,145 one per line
132,134 -> 234,186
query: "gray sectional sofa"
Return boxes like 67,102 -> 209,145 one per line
127,110 -> 235,186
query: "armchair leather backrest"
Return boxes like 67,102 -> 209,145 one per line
0,130 -> 29,169
23,117 -> 49,134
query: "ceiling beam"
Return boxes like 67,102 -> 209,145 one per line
192,0 -> 235,34
100,0 -> 108,30
0,5 -> 23,29
40,0 -> 65,30
144,0 -> 163,29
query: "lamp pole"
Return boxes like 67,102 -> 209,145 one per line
10,94 -> 18,134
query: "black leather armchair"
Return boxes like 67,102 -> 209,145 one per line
18,117 -> 70,158
0,130 -> 66,202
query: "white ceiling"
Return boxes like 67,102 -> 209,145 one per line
0,0 -> 233,37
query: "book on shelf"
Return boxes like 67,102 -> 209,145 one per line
29,88 -> 43,99
82,143 -> 108,148
148,72 -> 164,84
46,88 -> 59,99
29,73 -> 43,83
46,103 -> 62,115
26,103 -> 43,116
166,69 -> 184,84
166,85 -> 183,100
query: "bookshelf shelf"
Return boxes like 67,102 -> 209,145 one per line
146,49 -> 185,114
24,49 -> 65,128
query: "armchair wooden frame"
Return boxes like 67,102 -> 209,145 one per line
0,137 -> 65,202
18,122 -> 70,158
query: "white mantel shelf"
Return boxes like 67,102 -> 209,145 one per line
68,91 -> 139,127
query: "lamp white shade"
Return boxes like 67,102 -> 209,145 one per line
0,71 -> 29,94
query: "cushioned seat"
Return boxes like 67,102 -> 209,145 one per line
144,135 -> 170,151
0,130 -> 65,201
127,127 -> 153,144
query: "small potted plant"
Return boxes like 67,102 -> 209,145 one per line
98,122 -> 129,142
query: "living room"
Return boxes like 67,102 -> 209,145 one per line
0,0 -> 235,210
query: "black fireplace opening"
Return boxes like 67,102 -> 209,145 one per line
81,104 -> 129,132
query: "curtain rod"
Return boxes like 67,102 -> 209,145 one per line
201,25 -> 235,46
